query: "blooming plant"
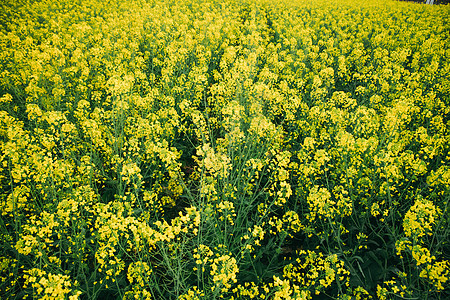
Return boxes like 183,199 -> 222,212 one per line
0,0 -> 449,299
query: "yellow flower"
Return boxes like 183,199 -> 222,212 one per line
127,261 -> 151,286
403,197 -> 440,240
210,254 -> 239,292
420,260 -> 449,291
307,186 -> 335,220
23,268 -> 81,299
0,93 -> 12,104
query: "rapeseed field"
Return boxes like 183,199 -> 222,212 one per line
0,0 -> 449,299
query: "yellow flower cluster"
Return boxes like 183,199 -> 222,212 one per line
0,0 -> 449,298
23,268 -> 81,300
282,250 -> 350,297
210,254 -> 239,293
403,197 -> 441,240
396,240 -> 450,292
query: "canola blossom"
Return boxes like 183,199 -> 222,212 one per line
0,0 -> 449,299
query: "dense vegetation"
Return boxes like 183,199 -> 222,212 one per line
1,0 -> 449,299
